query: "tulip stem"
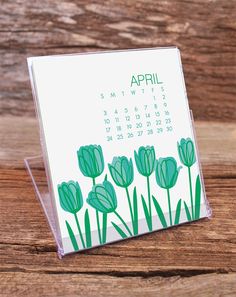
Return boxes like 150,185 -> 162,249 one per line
74,213 -> 85,249
114,210 -> 132,237
167,188 -> 172,226
92,177 -> 102,244
146,176 -> 152,230
102,213 -> 107,244
96,210 -> 102,244
125,187 -> 134,234
188,167 -> 194,219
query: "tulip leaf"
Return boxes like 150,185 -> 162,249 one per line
184,201 -> 192,221
84,209 -> 92,248
111,222 -> 128,239
194,175 -> 201,220
133,187 -> 138,235
66,220 -> 79,251
152,195 -> 168,228
141,194 -> 152,231
174,199 -> 182,225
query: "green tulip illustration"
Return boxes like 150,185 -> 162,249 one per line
58,181 -> 86,249
87,180 -> 117,213
108,157 -> 137,235
77,145 -> 104,184
177,138 -> 196,167
177,138 -> 196,219
155,157 -> 181,226
134,146 -> 156,177
87,180 -> 132,237
77,144 -> 105,244
134,146 -> 156,231
108,157 -> 134,188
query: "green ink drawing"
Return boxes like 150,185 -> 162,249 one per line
194,175 -> 201,220
57,139 -> 203,251
58,181 -> 91,250
134,146 -> 156,231
108,157 -> 137,235
77,145 -> 104,180
87,180 -> 117,213
152,195 -> 167,228
132,187 -> 138,235
111,222 -> 128,239
155,157 -> 181,226
77,144 -> 105,244
174,199 -> 182,225
177,138 -> 197,220
87,180 -> 132,237
152,196 -> 182,227
108,156 -> 134,188
84,209 -> 92,248
184,201 -> 192,221
65,220 -> 79,251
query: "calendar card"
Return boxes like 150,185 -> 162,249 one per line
28,47 -> 210,254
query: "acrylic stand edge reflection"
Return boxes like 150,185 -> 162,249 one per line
24,156 -> 64,258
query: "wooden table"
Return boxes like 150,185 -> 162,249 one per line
1,1 -> 236,296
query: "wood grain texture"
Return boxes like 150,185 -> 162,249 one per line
0,117 -> 236,296
1,0 -> 236,296
1,272 -> 236,297
0,0 -> 236,120
1,117 -> 236,168
1,167 -> 235,274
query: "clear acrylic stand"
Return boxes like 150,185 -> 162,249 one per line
24,156 -> 64,258
24,111 -> 212,258
26,49 -> 212,258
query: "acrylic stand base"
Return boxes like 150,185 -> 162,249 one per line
24,110 -> 211,258
24,156 -> 64,258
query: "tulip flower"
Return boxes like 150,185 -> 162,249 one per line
177,138 -> 196,219
177,138 -> 196,167
87,181 -> 132,237
58,181 -> 85,248
77,145 -> 104,185
108,157 -> 136,235
134,146 -> 156,177
58,181 -> 83,214
77,144 -> 105,244
155,157 -> 181,225
134,146 -> 156,231
87,180 -> 117,213
108,157 -> 134,188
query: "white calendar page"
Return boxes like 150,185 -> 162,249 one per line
29,47 -> 209,254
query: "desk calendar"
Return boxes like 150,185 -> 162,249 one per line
27,47 -> 211,256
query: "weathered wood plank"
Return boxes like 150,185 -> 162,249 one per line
0,169 -> 235,273
0,0 -> 235,120
1,1 -> 236,295
1,272 -> 236,297
0,119 -> 234,274
0,117 -> 236,169
1,49 -> 235,120
1,1 -> 236,50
